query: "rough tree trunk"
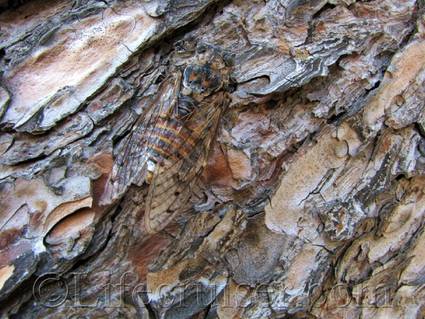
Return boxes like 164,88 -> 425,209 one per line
0,0 -> 424,318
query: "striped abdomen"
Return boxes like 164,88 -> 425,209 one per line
144,115 -> 200,181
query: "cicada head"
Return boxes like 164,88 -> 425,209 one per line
182,49 -> 230,100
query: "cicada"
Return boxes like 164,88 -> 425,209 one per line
101,50 -> 231,233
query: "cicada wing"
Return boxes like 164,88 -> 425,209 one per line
101,128 -> 149,204
143,159 -> 197,234
144,94 -> 226,233
100,76 -> 178,205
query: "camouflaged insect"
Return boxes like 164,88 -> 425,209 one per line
102,49 -> 231,233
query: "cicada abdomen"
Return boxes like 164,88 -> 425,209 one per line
143,115 -> 199,180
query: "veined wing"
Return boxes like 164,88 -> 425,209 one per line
144,92 -> 227,233
101,74 -> 180,205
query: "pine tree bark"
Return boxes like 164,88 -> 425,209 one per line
0,0 -> 424,318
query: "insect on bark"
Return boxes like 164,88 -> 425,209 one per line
101,50 -> 231,233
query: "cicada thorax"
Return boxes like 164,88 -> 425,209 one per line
183,64 -> 223,96
175,50 -> 230,118
175,95 -> 196,118
185,53 -> 229,91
